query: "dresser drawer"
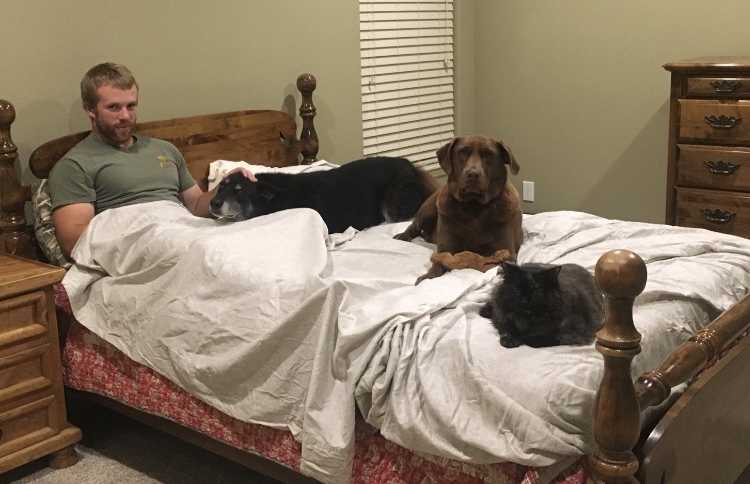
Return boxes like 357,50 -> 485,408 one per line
0,395 -> 58,458
676,144 -> 750,191
678,99 -> 750,144
0,345 -> 54,406
675,187 -> 750,237
686,77 -> 750,98
0,291 -> 49,351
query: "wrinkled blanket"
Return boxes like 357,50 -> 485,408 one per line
63,206 -> 750,484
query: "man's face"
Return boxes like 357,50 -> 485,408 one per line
87,84 -> 138,148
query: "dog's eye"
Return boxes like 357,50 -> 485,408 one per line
479,149 -> 494,159
457,147 -> 472,159
234,184 -> 242,191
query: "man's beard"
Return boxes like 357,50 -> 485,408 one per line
95,117 -> 135,147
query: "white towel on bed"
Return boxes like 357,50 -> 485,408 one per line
207,159 -> 337,190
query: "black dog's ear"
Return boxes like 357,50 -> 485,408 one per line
436,138 -> 458,177
256,180 -> 280,201
495,140 -> 520,175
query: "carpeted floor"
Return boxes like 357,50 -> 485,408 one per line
1,398 -> 281,484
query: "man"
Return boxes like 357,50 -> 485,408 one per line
48,62 -> 253,257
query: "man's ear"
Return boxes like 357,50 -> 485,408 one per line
495,140 -> 520,175
85,107 -> 96,124
436,138 -> 458,177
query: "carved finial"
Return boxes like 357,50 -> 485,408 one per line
0,100 -> 18,158
0,100 -> 16,126
595,249 -> 647,299
296,73 -> 317,96
0,99 -> 35,258
296,73 -> 318,164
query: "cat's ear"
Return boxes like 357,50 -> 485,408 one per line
501,260 -> 520,277
542,265 -> 562,285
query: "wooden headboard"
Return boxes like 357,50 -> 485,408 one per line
0,73 -> 319,258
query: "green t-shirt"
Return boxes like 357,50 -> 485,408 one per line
48,133 -> 196,214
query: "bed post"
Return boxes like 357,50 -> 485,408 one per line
589,249 -> 647,484
296,73 -> 318,164
0,100 -> 35,259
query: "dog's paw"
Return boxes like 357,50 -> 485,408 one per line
500,335 -> 521,348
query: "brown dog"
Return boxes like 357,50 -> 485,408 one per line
394,135 -> 522,283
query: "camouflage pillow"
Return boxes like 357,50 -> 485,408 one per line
31,180 -> 71,269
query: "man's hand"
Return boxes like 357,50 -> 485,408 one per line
224,166 -> 257,182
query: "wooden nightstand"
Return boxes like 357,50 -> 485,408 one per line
0,255 -> 81,473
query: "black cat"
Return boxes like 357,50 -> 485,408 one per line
479,261 -> 604,348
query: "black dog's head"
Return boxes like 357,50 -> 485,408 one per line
209,172 -> 280,221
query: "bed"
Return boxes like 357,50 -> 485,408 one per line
1,73 -> 750,484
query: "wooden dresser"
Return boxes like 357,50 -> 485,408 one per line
664,56 -> 750,237
0,255 -> 80,473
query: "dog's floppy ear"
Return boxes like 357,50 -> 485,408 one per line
436,138 -> 458,177
256,180 -> 280,201
495,140 -> 520,175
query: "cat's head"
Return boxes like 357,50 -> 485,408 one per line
501,261 -> 561,297
500,261 -> 564,332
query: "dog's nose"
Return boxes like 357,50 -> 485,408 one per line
210,197 -> 222,210
464,169 -> 481,180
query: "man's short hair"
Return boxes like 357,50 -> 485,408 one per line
80,62 -> 138,111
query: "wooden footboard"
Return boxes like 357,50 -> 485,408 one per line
589,250 -> 750,484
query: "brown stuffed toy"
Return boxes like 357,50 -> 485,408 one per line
430,249 -> 512,273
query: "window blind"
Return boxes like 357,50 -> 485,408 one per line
360,0 -> 455,177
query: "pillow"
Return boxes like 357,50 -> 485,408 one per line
31,180 -> 72,269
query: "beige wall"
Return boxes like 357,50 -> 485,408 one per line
3,1 -> 361,184
472,1 -> 750,223
454,0 -> 477,137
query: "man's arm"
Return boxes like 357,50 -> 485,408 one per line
180,184 -> 214,217
52,203 -> 95,257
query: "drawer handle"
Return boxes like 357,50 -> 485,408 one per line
705,115 -> 741,129
704,160 -> 740,175
703,208 -> 736,224
710,79 -> 742,94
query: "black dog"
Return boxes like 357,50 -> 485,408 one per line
209,157 -> 438,233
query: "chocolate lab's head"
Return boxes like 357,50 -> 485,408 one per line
209,172 -> 280,221
437,136 -> 520,204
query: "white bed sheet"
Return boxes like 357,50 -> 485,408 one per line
62,206 -> 750,484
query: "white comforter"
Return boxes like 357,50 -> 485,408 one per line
63,205 -> 750,484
